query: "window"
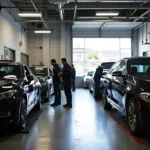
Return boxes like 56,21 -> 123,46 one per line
110,61 -> 120,74
73,38 -> 131,76
129,59 -> 150,75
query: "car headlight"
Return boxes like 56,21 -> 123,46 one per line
0,90 -> 17,99
140,92 -> 150,102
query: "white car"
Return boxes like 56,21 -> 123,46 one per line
83,71 -> 94,88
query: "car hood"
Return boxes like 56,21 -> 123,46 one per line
0,78 -> 23,88
129,75 -> 150,92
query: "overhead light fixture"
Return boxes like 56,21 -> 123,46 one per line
34,30 -> 51,34
96,11 -> 119,16
18,12 -> 42,17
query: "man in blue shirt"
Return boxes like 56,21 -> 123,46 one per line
60,58 -> 72,108
71,64 -> 76,91
50,59 -> 62,106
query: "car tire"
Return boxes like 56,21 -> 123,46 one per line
127,98 -> 140,135
89,84 -> 93,93
102,88 -> 112,110
34,96 -> 41,111
14,98 -> 27,130
45,86 -> 51,102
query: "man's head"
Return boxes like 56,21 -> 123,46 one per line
101,63 -> 105,69
51,59 -> 56,66
71,64 -> 74,68
61,58 -> 67,65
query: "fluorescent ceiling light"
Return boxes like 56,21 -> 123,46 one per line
96,11 -> 119,16
18,12 -> 42,17
34,30 -> 51,34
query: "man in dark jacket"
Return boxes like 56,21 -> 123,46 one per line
94,63 -> 105,99
71,64 -> 76,91
60,58 -> 72,108
50,59 -> 62,106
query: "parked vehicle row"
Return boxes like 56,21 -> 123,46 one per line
91,57 -> 150,135
30,66 -> 54,102
0,61 -> 54,130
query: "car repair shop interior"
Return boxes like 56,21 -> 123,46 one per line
1,0 -> 150,150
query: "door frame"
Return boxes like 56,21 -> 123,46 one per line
21,53 -> 29,66
4,46 -> 16,61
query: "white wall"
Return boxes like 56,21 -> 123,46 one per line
0,0 -> 28,62
28,22 -> 72,67
132,23 -> 150,56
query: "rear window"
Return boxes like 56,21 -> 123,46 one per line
104,62 -> 114,69
30,67 -> 48,77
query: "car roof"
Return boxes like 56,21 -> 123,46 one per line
0,60 -> 22,65
30,66 -> 49,69
122,57 -> 150,61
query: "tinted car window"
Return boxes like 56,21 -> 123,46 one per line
104,62 -> 115,69
129,59 -> 150,75
87,71 -> 94,76
117,60 -> 126,74
109,61 -> 120,74
0,64 -> 21,78
32,68 -> 48,77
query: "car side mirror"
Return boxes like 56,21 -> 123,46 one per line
47,76 -> 50,79
50,73 -> 53,76
102,72 -> 107,75
112,71 -> 122,77
27,75 -> 34,81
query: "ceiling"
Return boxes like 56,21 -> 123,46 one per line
3,0 -> 150,30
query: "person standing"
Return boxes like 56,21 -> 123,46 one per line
50,59 -> 62,106
71,64 -> 76,91
94,63 -> 105,99
60,58 -> 72,108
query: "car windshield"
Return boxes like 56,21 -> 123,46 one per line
87,71 -> 94,76
31,68 -> 48,77
104,62 -> 114,69
0,64 -> 21,79
129,58 -> 150,76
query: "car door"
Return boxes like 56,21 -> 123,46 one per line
105,61 -> 120,99
24,65 -> 36,109
111,60 -> 127,112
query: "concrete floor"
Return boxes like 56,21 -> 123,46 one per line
0,89 -> 150,150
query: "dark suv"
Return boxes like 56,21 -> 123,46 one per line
0,61 -> 41,130
102,57 -> 150,135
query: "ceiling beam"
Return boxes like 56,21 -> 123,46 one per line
133,9 -> 150,22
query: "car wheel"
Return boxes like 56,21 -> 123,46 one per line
18,98 -> 27,130
35,96 -> 41,110
45,86 -> 51,102
89,84 -> 93,93
102,88 -> 112,110
127,98 -> 140,135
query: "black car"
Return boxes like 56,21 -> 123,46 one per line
102,57 -> 150,135
89,62 -> 115,97
30,67 -> 54,102
0,61 -> 41,130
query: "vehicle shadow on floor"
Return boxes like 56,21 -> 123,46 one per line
96,100 -> 150,144
0,109 -> 43,141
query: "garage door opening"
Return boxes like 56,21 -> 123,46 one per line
73,38 -> 131,76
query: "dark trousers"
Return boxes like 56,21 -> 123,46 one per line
53,82 -> 61,104
63,79 -> 72,105
72,77 -> 75,91
94,79 -> 100,97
